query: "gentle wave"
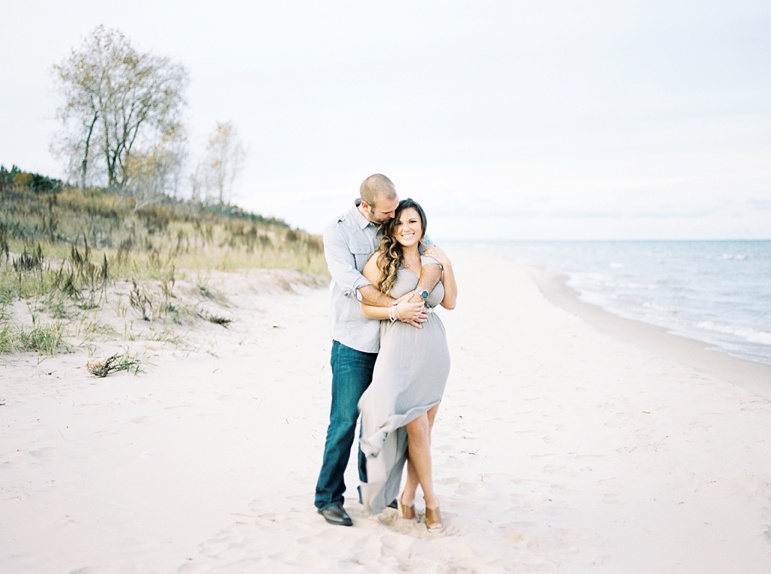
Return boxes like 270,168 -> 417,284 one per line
696,321 -> 771,347
475,240 -> 771,366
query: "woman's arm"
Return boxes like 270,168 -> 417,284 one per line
362,293 -> 420,320
356,259 -> 392,307
439,261 -> 457,310
360,253 -> 392,317
361,302 -> 391,320
424,246 -> 457,310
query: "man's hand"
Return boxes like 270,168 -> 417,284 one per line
393,292 -> 428,328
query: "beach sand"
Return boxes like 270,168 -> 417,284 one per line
1,248 -> 770,573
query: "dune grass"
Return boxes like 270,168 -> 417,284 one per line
0,184 -> 327,356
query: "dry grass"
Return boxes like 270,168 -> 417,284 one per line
86,352 -> 141,377
0,183 -> 328,356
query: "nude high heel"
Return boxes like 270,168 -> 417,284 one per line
424,504 -> 443,532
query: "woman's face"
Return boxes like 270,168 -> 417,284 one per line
392,207 -> 423,248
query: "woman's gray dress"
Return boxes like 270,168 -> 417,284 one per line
358,257 -> 451,514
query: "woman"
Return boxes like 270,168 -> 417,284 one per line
357,198 -> 457,532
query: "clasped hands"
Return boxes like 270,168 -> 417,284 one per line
392,291 -> 428,328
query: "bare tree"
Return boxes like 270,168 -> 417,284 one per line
202,121 -> 246,206
51,25 -> 189,194
123,126 -> 187,211
189,162 -> 204,206
163,125 -> 188,200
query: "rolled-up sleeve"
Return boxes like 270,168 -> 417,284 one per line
323,223 -> 372,298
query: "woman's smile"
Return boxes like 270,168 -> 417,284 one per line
395,208 -> 423,246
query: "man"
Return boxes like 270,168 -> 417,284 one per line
314,174 -> 441,526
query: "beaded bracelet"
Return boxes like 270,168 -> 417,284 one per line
389,303 -> 401,323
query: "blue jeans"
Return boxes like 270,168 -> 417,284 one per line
314,340 -> 377,510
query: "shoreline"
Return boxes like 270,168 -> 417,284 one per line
528,263 -> 771,401
464,239 -> 771,373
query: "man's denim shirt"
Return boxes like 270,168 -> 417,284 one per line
323,201 -> 382,353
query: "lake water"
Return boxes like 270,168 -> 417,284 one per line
471,240 -> 771,366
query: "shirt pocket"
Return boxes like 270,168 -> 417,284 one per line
348,237 -> 373,272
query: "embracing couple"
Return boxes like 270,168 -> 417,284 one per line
314,173 -> 458,532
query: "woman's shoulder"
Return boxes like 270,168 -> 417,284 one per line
363,252 -> 383,281
420,255 -> 442,268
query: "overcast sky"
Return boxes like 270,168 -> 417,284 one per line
2,1 -> 770,240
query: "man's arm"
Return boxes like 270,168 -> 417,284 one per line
405,258 -> 442,303
358,284 -> 394,307
407,235 -> 442,302
360,252 -> 427,326
323,224 -> 373,299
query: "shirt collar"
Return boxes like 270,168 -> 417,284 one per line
351,199 -> 376,230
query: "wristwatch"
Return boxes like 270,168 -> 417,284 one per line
415,288 -> 429,300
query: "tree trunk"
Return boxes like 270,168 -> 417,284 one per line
81,111 -> 99,193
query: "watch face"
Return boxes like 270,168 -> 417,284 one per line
420,290 -> 429,299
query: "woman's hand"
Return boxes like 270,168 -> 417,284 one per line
423,245 -> 451,268
393,292 -> 428,328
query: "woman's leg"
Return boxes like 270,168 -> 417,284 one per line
402,403 -> 441,507
401,448 -> 419,506
426,403 -> 439,436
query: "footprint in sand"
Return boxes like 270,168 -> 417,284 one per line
28,446 -> 57,458
130,415 -> 153,424
542,464 -> 579,477
453,480 -> 492,498
196,526 -> 248,560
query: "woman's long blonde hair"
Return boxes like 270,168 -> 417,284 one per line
375,198 -> 428,296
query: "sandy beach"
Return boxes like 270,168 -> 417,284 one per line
2,248 -> 770,573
